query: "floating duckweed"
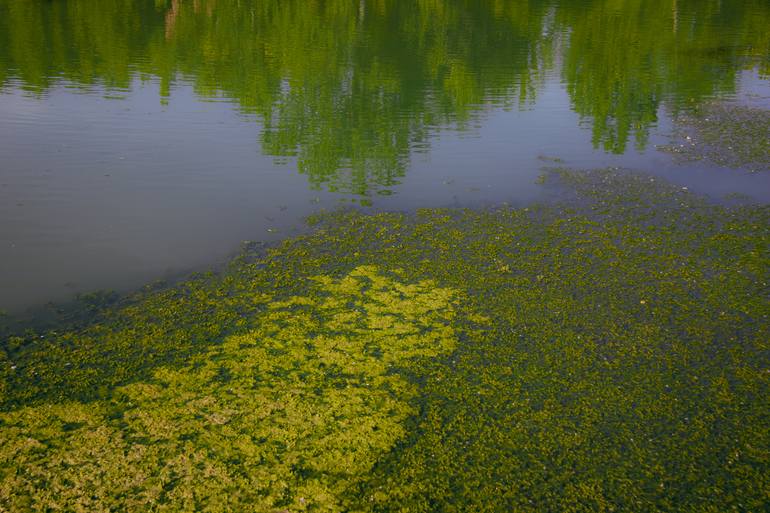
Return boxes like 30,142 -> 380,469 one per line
0,267 -> 461,511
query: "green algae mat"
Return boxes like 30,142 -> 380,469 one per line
1,170 -> 769,512
659,103 -> 770,173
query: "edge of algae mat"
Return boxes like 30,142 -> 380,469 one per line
1,168 -> 769,512
658,102 -> 770,173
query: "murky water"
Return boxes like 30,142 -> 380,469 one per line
1,0 -> 769,313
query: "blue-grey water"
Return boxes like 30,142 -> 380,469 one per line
1,0 -> 769,312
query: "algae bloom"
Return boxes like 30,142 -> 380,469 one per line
0,267 -> 462,511
1,169 -> 768,512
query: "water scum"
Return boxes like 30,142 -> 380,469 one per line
659,102 -> 770,173
1,169 -> 768,512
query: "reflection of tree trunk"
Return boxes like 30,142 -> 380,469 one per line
165,0 -> 181,40
672,0 -> 678,34
359,0 -> 366,23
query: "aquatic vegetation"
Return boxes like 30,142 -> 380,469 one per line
659,103 -> 770,172
0,268 -> 274,408
1,168 -> 768,511
0,267 -> 462,511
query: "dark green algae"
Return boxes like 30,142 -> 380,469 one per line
659,102 -> 770,173
1,169 -> 769,512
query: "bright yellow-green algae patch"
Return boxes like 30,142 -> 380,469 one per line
0,267 -> 461,512
1,168 -> 769,512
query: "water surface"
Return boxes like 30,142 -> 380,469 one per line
1,0 -> 769,312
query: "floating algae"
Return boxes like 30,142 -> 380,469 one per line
0,267 -> 462,511
659,102 -> 770,172
1,169 -> 769,512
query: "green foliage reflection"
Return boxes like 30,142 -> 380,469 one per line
559,0 -> 770,152
0,0 -> 768,188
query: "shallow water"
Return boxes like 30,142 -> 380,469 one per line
1,0 -> 769,312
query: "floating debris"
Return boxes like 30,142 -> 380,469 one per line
659,102 -> 770,172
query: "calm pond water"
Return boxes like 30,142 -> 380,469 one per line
1,0 -> 769,313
